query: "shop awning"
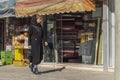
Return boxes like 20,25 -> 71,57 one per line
0,0 -> 16,18
16,0 -> 95,17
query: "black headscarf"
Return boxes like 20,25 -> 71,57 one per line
31,14 -> 41,27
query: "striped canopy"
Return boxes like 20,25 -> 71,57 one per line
16,0 -> 95,17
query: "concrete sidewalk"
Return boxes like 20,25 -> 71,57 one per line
0,65 -> 114,80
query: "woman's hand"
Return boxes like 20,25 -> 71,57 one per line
45,42 -> 48,46
28,45 -> 32,49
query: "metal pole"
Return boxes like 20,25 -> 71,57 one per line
108,0 -> 115,68
102,0 -> 109,72
54,15 -> 59,64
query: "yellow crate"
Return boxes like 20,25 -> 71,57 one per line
14,49 -> 24,61
13,60 -> 29,66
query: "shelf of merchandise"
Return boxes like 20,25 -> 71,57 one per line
12,27 -> 29,66
56,13 -> 98,63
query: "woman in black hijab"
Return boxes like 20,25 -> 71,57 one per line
28,14 -> 48,74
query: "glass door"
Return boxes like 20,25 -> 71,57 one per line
43,15 -> 55,63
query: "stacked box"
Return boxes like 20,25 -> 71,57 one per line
13,49 -> 29,66
1,51 -> 13,65
14,49 -> 24,61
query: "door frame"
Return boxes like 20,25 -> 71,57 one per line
0,19 -> 5,50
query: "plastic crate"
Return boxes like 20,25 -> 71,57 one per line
1,58 -> 13,65
1,51 -> 12,58
0,51 -> 13,65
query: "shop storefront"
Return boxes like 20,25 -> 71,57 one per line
12,0 -> 115,69
42,1 -> 103,65
15,0 -> 96,64
44,1 -> 116,71
43,11 -> 102,65
14,0 -> 103,65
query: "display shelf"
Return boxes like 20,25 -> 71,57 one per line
12,25 -> 29,66
56,13 -> 98,63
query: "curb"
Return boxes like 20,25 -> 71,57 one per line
39,63 -> 114,72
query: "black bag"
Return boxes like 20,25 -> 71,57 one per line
26,49 -> 32,62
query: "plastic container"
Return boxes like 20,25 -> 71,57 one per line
14,49 -> 24,61
0,51 -> 13,65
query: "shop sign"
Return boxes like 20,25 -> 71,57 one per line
0,0 -> 16,17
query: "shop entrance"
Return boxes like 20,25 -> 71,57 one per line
0,20 -> 5,51
43,16 -> 55,62
55,13 -> 101,64
43,12 -> 102,65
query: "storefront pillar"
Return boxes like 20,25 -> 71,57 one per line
109,0 -> 115,67
115,0 -> 120,80
5,18 -> 9,50
102,0 -> 109,72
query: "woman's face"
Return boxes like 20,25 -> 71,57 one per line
36,15 -> 41,23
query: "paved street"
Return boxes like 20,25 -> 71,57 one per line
0,64 -> 114,80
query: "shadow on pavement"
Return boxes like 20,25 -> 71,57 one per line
41,67 -> 65,74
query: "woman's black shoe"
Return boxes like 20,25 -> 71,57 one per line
29,64 -> 34,72
33,67 -> 40,75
